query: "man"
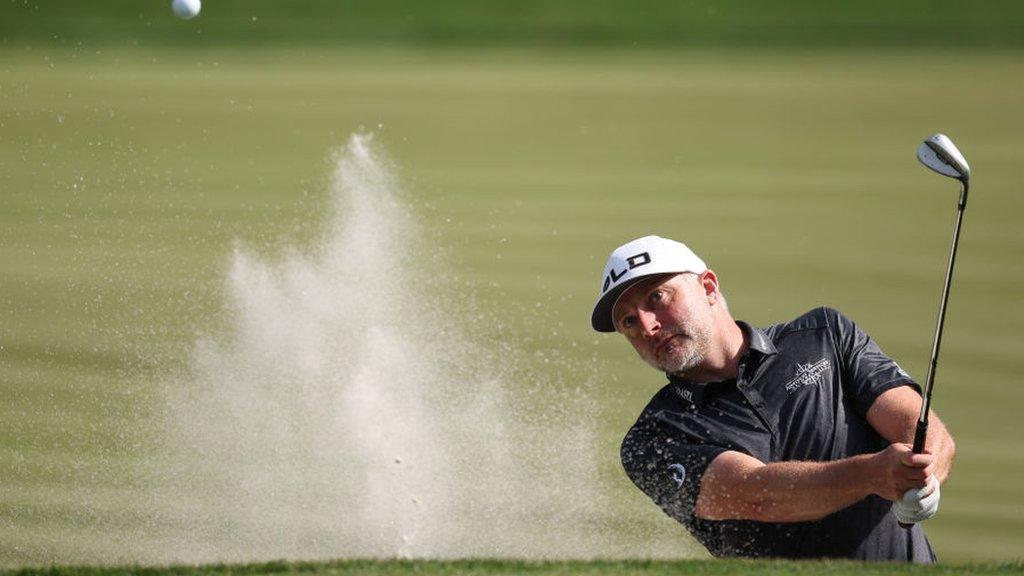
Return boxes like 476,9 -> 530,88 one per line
591,235 -> 955,562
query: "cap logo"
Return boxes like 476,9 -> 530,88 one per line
602,251 -> 651,293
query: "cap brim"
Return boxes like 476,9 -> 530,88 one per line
590,275 -> 650,333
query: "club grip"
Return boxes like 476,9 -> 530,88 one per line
899,421 -> 930,529
912,420 -> 928,454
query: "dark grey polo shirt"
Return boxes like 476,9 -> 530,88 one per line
621,307 -> 935,562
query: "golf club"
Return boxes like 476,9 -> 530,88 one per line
913,133 -> 970,453
898,133 -> 970,528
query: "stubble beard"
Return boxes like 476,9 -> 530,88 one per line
645,326 -> 711,377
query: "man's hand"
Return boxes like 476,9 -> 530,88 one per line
872,443 -> 934,501
893,474 -> 941,524
867,386 -> 956,483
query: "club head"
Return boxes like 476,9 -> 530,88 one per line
917,133 -> 970,184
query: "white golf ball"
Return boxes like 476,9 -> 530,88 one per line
171,0 -> 201,20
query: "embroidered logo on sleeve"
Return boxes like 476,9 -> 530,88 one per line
668,463 -> 687,488
784,359 -> 831,393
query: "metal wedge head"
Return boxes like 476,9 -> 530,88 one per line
917,133 -> 970,184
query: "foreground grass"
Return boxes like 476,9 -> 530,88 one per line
6,559 -> 1024,576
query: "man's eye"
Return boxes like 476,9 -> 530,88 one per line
650,290 -> 665,303
620,316 -> 636,329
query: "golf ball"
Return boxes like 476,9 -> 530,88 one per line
171,0 -> 201,20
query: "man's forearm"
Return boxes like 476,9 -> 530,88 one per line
742,455 -> 882,522
925,411 -> 955,483
697,451 -> 879,522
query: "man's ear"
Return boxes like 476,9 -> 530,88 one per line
698,270 -> 720,305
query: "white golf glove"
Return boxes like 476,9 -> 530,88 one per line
893,474 -> 941,524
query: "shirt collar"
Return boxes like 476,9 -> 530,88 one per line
737,320 -> 778,357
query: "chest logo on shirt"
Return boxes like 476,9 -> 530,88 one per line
784,359 -> 831,393
668,463 -> 686,488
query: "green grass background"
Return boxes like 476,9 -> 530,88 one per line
2,0 -> 1024,570
4,1 -> 1024,48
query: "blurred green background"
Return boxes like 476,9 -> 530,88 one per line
4,1 -> 1024,47
2,0 -> 1023,568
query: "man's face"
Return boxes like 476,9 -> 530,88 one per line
611,273 -> 714,376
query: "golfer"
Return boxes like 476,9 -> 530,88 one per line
592,235 -> 955,562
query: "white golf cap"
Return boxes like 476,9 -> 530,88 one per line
590,235 -> 707,332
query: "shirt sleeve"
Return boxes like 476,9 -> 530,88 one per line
825,307 -> 920,418
620,416 -> 727,527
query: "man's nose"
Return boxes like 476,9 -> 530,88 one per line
638,310 -> 660,338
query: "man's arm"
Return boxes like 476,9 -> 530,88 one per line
694,444 -> 934,523
866,385 -> 955,483
827,308 -> 956,483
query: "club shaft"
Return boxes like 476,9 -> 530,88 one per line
913,181 -> 968,454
